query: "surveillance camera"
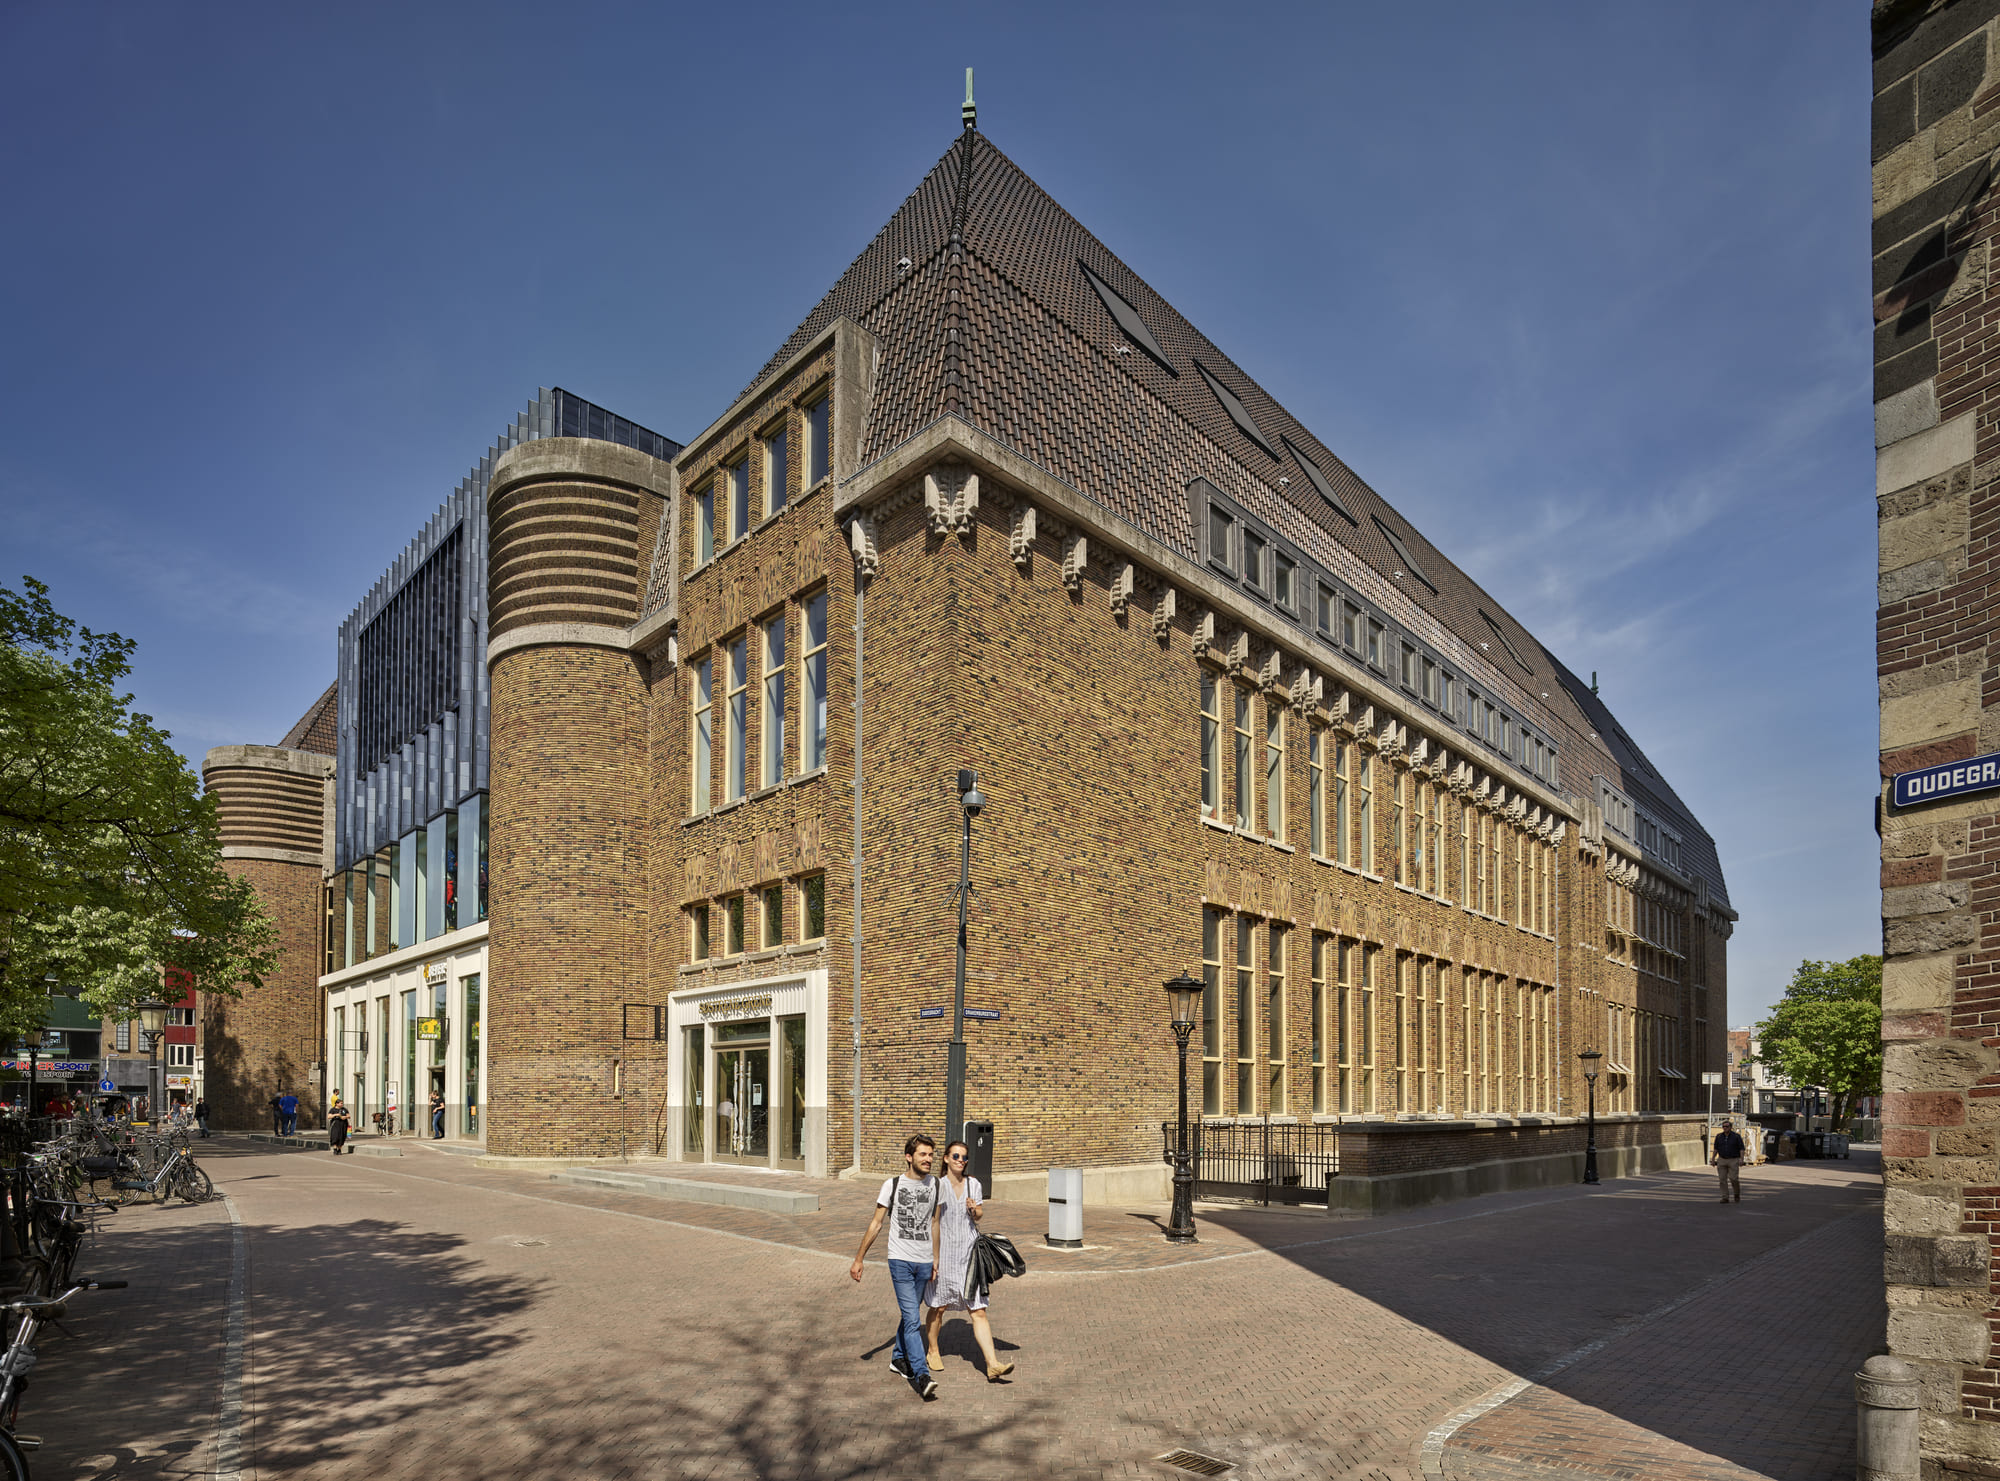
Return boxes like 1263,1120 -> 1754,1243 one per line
963,788 -> 986,818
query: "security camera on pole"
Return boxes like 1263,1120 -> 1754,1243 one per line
944,769 -> 985,1148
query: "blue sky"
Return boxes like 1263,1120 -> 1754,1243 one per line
0,4 -> 1870,1026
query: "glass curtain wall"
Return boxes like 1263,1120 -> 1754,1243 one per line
326,797 -> 488,972
462,975 -> 481,1136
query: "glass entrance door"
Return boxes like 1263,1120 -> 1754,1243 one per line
711,1024 -> 770,1164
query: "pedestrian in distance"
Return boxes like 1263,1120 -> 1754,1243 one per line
276,1089 -> 300,1137
1712,1119 -> 1746,1203
923,1139 -> 1013,1382
194,1097 -> 210,1139
327,1094 -> 352,1155
429,1088 -> 445,1140
268,1094 -> 282,1136
848,1133 -> 941,1400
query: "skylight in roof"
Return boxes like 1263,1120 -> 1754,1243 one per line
1078,261 -> 1176,377
1370,515 -> 1437,593
1192,360 -> 1277,459
1479,609 -> 1533,674
1279,436 -> 1357,525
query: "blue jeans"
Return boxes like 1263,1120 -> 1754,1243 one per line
887,1260 -> 934,1378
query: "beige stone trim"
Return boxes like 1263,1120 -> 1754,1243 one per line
487,623 -> 633,667
1877,410 -> 1976,497
220,845 -> 323,867
835,416 -> 1579,822
488,436 -> 673,500
628,605 -> 675,659
202,745 -> 333,779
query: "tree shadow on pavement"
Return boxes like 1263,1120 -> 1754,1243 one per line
1192,1155 -> 1884,1481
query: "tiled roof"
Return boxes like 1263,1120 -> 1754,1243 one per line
751,132 -> 1727,907
278,681 -> 338,757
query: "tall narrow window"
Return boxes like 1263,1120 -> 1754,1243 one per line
726,636 -> 748,803
1334,739 -> 1351,864
1360,945 -> 1378,1114
1391,770 -> 1406,885
1242,530 -> 1266,591
1234,688 -> 1253,828
1274,553 -> 1295,610
696,481 -> 715,565
1200,673 -> 1222,819
1516,830 -> 1527,925
1414,960 -> 1430,1112
1394,955 -> 1409,1113
1202,909 -> 1223,1117
1267,924 -> 1287,1114
806,396 -> 830,485
1480,974 -> 1492,1112
1433,787 -> 1448,900
1209,506 -> 1232,570
1461,969 -> 1474,1114
1308,730 -> 1325,856
1265,704 -> 1285,840
1337,939 -> 1355,1113
1356,752 -> 1374,873
802,592 -> 829,772
1341,602 -> 1360,649
761,883 -> 784,948
728,454 -> 750,541
801,874 -> 826,940
692,657 -> 713,815
763,424 -> 789,517
1494,822 -> 1507,924
762,612 -> 787,788
1311,934 -> 1328,1114
1460,801 -> 1472,907
690,904 -> 710,961
1476,813 -> 1488,913
1415,780 -> 1430,892
1236,916 -> 1256,1114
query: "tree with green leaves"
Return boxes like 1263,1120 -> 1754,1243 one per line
1753,954 -> 1883,1132
0,576 -> 276,1037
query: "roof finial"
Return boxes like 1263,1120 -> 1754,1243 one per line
962,67 -> 976,131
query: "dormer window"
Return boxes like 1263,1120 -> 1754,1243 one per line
1242,529 -> 1267,592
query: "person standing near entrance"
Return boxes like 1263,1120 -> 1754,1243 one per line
194,1098 -> 210,1139
1712,1119 -> 1746,1202
429,1087 -> 445,1140
276,1089 -> 299,1136
327,1094 -> 352,1155
848,1134 -> 940,1400
923,1140 -> 1013,1382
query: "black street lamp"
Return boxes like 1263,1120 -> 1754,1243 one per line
943,769 -> 985,1148
1163,969 -> 1205,1243
1579,1048 -> 1602,1185
136,997 -> 170,1126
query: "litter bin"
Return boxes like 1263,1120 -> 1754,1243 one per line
1047,1167 -> 1082,1248
962,1120 -> 994,1197
1796,1131 -> 1826,1160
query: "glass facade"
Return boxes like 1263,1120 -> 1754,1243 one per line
325,795 -> 487,971
462,974 -> 481,1136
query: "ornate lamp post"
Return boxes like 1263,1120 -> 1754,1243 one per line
1579,1049 -> 1602,1185
136,997 -> 169,1126
1163,969 -> 1205,1243
944,769 -> 986,1149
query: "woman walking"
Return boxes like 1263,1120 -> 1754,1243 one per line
923,1141 -> 1014,1382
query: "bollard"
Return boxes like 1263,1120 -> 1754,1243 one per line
1047,1167 -> 1082,1248
1856,1354 -> 1920,1481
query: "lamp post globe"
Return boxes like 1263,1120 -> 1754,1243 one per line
137,996 -> 170,1125
1163,969 -> 1204,1243
1578,1049 -> 1602,1186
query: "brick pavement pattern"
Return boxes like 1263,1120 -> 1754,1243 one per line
22,1143 -> 1879,1481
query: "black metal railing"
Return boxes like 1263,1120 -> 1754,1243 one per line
1161,1120 -> 1339,1206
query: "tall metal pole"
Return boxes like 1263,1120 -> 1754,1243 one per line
1167,1021 -> 1198,1242
945,795 -> 971,1147
1583,1075 -> 1600,1185
147,1032 -> 161,1127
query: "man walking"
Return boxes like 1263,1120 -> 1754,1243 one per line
276,1089 -> 299,1137
1712,1119 -> 1746,1203
194,1097 -> 210,1138
849,1134 -> 941,1400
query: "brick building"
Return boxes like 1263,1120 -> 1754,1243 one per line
211,119 -> 1732,1210
1873,0 -> 2000,1465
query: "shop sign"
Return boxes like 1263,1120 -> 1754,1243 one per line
166,1074 -> 192,1089
416,1018 -> 444,1041
1894,752 -> 2000,807
700,992 -> 773,1020
0,1061 -> 95,1074
424,962 -> 448,986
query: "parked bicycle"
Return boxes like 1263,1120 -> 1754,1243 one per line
106,1130 -> 213,1207
0,1277 -> 127,1478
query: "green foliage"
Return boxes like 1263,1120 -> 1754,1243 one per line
1754,955 -> 1883,1129
0,577 -> 276,1034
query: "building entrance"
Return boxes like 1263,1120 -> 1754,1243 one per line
712,1021 -> 769,1164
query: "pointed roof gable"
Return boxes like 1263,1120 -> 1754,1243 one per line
746,132 -> 1724,901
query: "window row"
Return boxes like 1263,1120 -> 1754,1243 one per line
690,592 -> 831,813
692,392 -> 832,565
1197,909 -> 1563,1122
1600,1004 -> 1686,1114
1201,677 -> 1559,936
324,794 -> 490,975
688,874 -> 827,962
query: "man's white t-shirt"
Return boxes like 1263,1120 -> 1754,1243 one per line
877,1174 -> 938,1264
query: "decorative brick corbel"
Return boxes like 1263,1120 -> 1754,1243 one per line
1192,607 -> 1215,654
1506,795 -> 1528,823
1062,534 -> 1089,592
1153,586 -> 1176,643
1376,719 -> 1406,759
1009,503 -> 1036,569
924,464 -> 979,536
1448,761 -> 1473,796
1325,688 -> 1352,728
1549,820 -> 1566,846
1257,647 -> 1283,693
1354,705 -> 1379,749
847,513 -> 879,581
1289,666 -> 1319,714
1408,735 -> 1431,768
1225,629 -> 1251,678
1109,562 -> 1135,617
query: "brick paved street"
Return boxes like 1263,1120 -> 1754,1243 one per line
19,1142 -> 1880,1481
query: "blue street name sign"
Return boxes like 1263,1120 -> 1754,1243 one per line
1894,752 -> 2000,807
918,1007 -> 946,1020
963,1008 -> 1001,1022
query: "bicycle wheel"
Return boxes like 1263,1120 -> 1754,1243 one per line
176,1164 -> 213,1204
0,1425 -> 29,1481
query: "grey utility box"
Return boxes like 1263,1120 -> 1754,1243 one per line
1047,1167 -> 1083,1248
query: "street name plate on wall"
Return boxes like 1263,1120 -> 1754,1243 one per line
1893,752 -> 2000,807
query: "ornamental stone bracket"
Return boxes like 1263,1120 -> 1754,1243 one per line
1225,629 -> 1251,678
924,464 -> 979,536
1009,502 -> 1036,569
1153,585 -> 1176,643
1062,534 -> 1089,593
1258,647 -> 1283,694
847,512 -> 880,580
1192,607 -> 1216,655
1289,666 -> 1321,714
1109,561 -> 1136,617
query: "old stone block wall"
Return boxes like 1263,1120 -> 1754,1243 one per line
1875,0 -> 2000,1465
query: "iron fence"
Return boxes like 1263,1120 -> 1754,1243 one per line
1161,1120 -> 1339,1206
